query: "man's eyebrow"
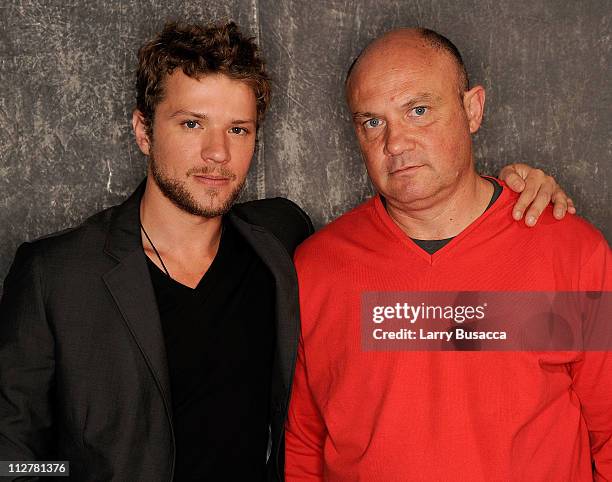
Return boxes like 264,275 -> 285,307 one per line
231,119 -> 256,125
168,110 -> 255,124
401,93 -> 440,108
169,109 -> 207,119
352,111 -> 378,121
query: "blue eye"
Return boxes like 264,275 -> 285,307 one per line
413,106 -> 427,116
365,118 -> 383,129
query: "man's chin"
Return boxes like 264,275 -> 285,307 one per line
192,198 -> 235,218
170,189 -> 232,218
382,184 -> 438,208
186,183 -> 245,218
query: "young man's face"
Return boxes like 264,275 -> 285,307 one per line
347,35 -> 484,211
135,70 -> 257,218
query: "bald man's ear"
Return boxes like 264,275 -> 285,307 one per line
132,109 -> 151,156
462,85 -> 486,134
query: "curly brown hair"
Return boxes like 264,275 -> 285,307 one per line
136,21 -> 270,134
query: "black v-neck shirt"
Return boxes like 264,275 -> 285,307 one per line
146,219 -> 276,481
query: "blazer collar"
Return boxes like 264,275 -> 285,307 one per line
103,180 -> 146,262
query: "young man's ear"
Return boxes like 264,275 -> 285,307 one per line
462,85 -> 486,134
132,109 -> 151,156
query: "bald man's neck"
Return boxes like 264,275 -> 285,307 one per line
383,173 -> 494,241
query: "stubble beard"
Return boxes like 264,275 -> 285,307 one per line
149,149 -> 245,219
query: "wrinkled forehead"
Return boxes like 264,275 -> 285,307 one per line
346,40 -> 449,104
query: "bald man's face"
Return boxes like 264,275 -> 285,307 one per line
347,37 -> 484,210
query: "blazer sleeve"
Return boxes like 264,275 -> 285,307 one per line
284,333 -> 326,481
276,198 -> 315,243
232,198 -> 315,257
0,242 -> 56,462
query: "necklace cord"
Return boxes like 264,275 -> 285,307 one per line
140,223 -> 171,278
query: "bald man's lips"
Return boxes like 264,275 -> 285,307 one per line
389,164 -> 424,175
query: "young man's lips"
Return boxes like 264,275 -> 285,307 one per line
193,174 -> 232,186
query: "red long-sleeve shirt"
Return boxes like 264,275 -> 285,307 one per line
286,182 -> 611,481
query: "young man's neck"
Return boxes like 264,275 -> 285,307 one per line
386,172 -> 494,241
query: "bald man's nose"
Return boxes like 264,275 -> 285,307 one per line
384,122 -> 416,157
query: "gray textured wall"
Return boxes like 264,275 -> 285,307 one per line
1,0 -> 610,285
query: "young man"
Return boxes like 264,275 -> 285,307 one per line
0,22 -> 313,481
286,28 -> 610,481
0,21 -> 574,481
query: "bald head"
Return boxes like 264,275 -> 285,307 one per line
346,28 -> 469,98
344,25 -> 487,216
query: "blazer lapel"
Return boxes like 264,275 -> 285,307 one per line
229,214 -> 300,394
102,183 -> 173,412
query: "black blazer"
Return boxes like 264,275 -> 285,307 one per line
0,182 -> 313,481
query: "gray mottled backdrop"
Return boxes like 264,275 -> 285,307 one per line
1,0 -> 610,285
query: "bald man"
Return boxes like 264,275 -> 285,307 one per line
285,28 -> 611,481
